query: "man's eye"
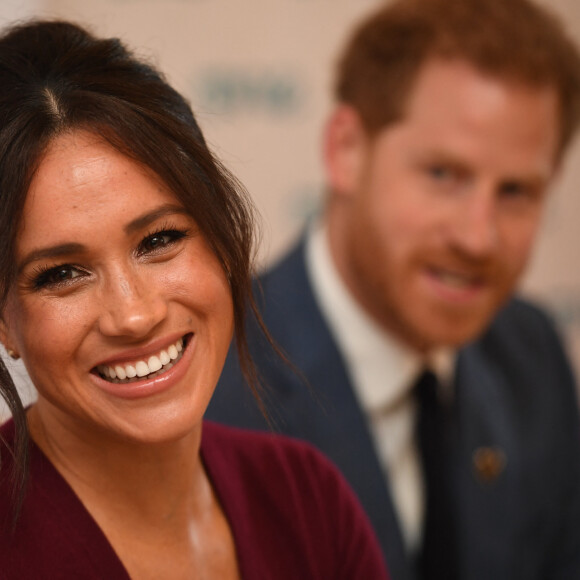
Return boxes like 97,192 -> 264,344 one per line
500,181 -> 531,198
428,166 -> 452,180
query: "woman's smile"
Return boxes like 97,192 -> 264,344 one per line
95,335 -> 187,384
1,130 -> 235,443
91,333 -> 197,401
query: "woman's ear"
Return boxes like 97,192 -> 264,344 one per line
0,316 -> 19,360
322,104 -> 369,198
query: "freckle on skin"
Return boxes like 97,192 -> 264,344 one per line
119,278 -> 132,298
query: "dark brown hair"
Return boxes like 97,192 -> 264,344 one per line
0,20 -> 265,516
336,0 -> 580,155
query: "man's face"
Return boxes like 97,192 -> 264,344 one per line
328,58 -> 560,352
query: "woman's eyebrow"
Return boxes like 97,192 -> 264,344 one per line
17,205 -> 191,273
18,243 -> 85,273
124,204 -> 190,235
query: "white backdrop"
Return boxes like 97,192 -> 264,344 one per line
1,0 -> 580,418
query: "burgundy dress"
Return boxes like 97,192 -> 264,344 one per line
0,419 -> 389,579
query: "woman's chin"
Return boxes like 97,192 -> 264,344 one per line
98,398 -> 209,448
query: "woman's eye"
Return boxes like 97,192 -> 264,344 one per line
33,265 -> 86,289
138,229 -> 186,255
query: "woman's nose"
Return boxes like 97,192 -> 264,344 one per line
97,269 -> 167,338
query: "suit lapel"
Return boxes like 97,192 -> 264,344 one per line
454,346 -> 518,580
262,240 -> 415,580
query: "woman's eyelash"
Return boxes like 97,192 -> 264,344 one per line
137,225 -> 190,255
27,225 -> 190,290
29,264 -> 87,290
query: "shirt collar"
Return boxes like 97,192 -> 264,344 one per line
305,219 -> 455,413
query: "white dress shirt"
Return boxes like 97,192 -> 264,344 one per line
305,219 -> 454,553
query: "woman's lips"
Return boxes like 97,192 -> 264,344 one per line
90,333 -> 194,400
96,336 -> 185,384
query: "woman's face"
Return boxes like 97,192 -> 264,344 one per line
0,130 -> 234,444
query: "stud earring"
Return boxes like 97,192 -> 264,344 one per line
6,349 -> 19,360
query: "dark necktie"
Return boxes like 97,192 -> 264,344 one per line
414,370 -> 457,580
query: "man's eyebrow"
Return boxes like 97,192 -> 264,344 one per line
416,150 -> 552,184
18,243 -> 85,274
124,204 -> 191,235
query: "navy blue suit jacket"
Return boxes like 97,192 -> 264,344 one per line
207,239 -> 580,580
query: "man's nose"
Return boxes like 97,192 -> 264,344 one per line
448,185 -> 499,259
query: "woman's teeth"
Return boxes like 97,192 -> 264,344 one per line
98,338 -> 184,384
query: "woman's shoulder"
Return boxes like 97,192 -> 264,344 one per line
201,419 -> 369,532
0,415 -> 16,443
0,417 -> 18,500
201,420 -> 345,493
202,419 -> 330,464
0,416 -> 130,579
201,420 -> 389,580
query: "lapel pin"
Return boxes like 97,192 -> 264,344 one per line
472,446 -> 506,485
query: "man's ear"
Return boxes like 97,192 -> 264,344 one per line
323,104 -> 369,198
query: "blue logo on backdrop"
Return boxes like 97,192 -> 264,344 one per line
194,68 -> 305,117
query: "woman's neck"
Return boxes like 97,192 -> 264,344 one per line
28,402 -> 205,520
26,402 -> 240,579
